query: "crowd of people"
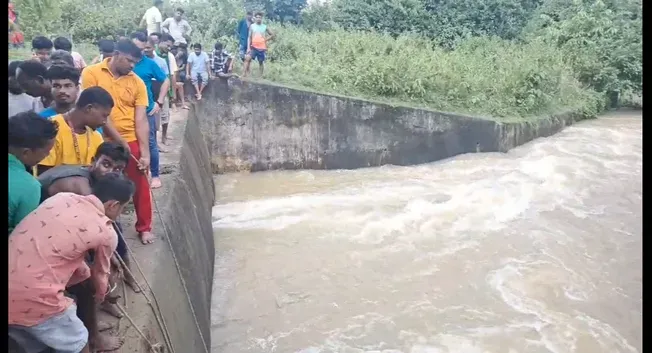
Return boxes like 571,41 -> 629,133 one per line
7,1 -> 276,351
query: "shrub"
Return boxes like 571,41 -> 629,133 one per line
264,26 -> 603,118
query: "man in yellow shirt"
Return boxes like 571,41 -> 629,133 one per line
80,39 -> 156,245
37,86 -> 114,175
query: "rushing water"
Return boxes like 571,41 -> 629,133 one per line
210,111 -> 642,353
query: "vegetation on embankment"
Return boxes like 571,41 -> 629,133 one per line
12,0 -> 641,120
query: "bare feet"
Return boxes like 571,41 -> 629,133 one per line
139,231 -> 155,245
150,177 -> 162,189
99,302 -> 123,319
98,321 -> 115,332
91,332 -> 124,352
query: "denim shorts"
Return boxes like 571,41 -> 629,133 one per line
8,303 -> 88,353
250,48 -> 266,63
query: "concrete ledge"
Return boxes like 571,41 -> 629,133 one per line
121,109 -> 215,352
193,80 -> 585,173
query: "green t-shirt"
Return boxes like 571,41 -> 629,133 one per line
8,153 -> 41,236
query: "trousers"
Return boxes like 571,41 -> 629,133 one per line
125,140 -> 153,233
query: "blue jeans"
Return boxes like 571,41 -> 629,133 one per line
148,114 -> 160,178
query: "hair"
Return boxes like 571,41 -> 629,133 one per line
8,60 -> 22,78
53,36 -> 73,52
94,142 -> 130,165
45,64 -> 80,83
154,0 -> 163,5
17,60 -> 48,78
76,86 -> 114,109
214,42 -> 223,51
115,39 -> 143,59
98,39 -> 115,54
91,173 -> 136,205
150,32 -> 162,39
8,111 -> 59,149
129,31 -> 148,43
175,7 -> 184,14
177,42 -> 188,50
193,43 -> 202,50
246,10 -> 252,15
31,36 -> 53,50
159,33 -> 174,43
254,11 -> 264,17
49,50 -> 75,67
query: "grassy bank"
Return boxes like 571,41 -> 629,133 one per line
8,29 -> 605,122
10,0 -> 640,121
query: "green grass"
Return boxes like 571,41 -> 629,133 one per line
9,30 -> 605,123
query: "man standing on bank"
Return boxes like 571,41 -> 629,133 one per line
81,39 -> 156,245
140,0 -> 164,36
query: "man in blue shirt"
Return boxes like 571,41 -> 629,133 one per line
236,11 -> 252,61
130,32 -> 169,189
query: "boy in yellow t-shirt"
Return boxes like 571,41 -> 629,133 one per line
37,87 -> 115,176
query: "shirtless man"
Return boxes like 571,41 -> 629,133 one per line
38,142 -> 141,317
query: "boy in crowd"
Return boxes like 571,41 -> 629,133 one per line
8,61 -> 40,116
91,39 -> 115,65
53,36 -> 87,70
82,39 -> 156,245
36,87 -> 113,175
153,33 -> 178,147
9,174 -> 134,353
211,42 -> 236,79
31,35 -> 53,64
243,11 -> 274,78
16,60 -> 51,112
39,65 -> 80,119
49,49 -> 75,68
131,31 -> 170,189
172,42 -> 189,109
236,11 -> 253,61
8,111 -> 58,234
187,42 -> 210,100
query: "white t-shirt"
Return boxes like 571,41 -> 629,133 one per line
143,6 -> 163,35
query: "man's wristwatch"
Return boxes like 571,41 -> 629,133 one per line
156,100 -> 164,107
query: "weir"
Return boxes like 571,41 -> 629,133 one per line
112,80 -> 635,352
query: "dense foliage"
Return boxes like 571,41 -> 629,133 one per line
12,0 -> 641,118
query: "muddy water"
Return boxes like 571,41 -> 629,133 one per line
210,111 -> 642,353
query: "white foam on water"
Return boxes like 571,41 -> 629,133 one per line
211,115 -> 642,353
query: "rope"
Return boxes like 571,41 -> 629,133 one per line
125,154 -> 211,353
112,248 -> 174,353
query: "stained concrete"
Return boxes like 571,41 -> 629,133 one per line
117,108 -> 215,353
190,80 -> 583,173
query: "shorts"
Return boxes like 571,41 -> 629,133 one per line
8,303 -> 88,353
176,70 -> 186,83
250,48 -> 266,63
191,71 -> 208,85
155,96 -> 170,130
